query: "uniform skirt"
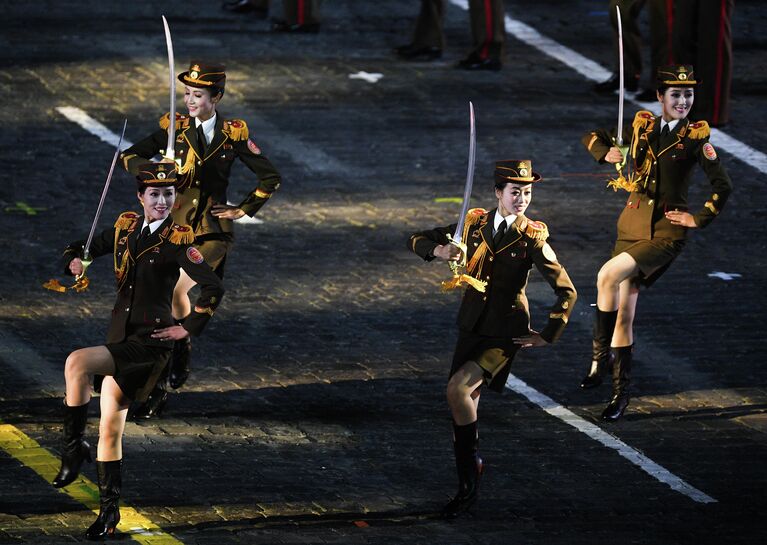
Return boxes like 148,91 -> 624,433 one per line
451,330 -> 520,393
613,237 -> 685,287
104,339 -> 172,402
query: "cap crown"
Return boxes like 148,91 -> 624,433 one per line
178,61 -> 226,89
657,64 -> 697,86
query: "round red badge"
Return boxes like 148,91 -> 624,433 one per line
703,142 -> 718,161
186,247 -> 204,264
247,139 -> 261,155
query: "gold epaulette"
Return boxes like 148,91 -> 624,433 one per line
159,112 -> 190,131
114,211 -> 140,230
168,224 -> 195,245
632,110 -> 655,131
466,208 -> 487,225
524,220 -> 549,241
688,120 -> 710,139
223,119 -> 249,141
461,208 -> 488,243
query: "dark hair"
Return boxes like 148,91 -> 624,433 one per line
209,86 -> 224,99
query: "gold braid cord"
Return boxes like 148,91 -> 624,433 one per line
441,208 -> 488,293
177,143 -> 198,180
608,111 -> 655,193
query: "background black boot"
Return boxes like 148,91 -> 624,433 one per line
169,317 -> 191,390
442,421 -> 483,518
581,309 -> 618,389
86,460 -> 122,540
168,337 -> 191,389
130,382 -> 168,420
602,345 -> 633,421
52,402 -> 91,488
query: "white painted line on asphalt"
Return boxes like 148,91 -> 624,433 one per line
349,71 -> 384,83
505,374 -> 717,504
56,106 -> 134,150
448,0 -> 767,174
56,106 -> 262,225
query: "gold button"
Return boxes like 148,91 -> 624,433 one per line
482,296 -> 487,301
197,160 -> 201,166
511,252 -> 516,257
562,301 -> 569,309
474,243 -> 478,247
488,256 -> 493,261
648,199 -> 654,205
192,199 -> 198,205
195,181 -> 200,186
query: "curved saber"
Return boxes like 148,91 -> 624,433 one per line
82,119 -> 128,263
162,15 -> 176,162
440,101 -> 486,293
615,5 -> 625,147
452,101 -> 476,243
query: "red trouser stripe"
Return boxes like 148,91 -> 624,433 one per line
298,0 -> 305,25
481,0 -> 493,59
712,0 -> 727,125
666,0 -> 674,63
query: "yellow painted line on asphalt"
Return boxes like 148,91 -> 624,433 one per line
0,421 -> 184,544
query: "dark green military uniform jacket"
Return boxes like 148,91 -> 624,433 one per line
583,111 -> 732,241
120,113 -> 282,242
409,209 -> 577,343
63,212 -> 225,348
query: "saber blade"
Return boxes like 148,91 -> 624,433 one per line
452,101 -> 476,243
162,15 -> 176,161
83,119 -> 128,260
615,5 -> 625,146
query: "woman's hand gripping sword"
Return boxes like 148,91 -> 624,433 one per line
441,102 -> 487,293
44,120 -> 128,293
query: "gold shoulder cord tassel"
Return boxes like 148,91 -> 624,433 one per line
441,209 -> 488,293
608,111 -> 655,192
441,273 -> 487,293
43,275 -> 89,293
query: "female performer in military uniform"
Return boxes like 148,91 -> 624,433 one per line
408,160 -> 577,518
51,163 -> 224,539
120,61 -> 281,416
581,65 -> 732,421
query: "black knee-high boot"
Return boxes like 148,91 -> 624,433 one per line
602,345 -> 633,421
52,402 -> 92,488
86,460 -> 122,540
442,421 -> 483,518
168,317 -> 191,390
581,309 -> 618,389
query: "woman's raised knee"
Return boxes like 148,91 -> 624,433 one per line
596,267 -> 620,292
64,351 -> 86,379
446,379 -> 464,406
